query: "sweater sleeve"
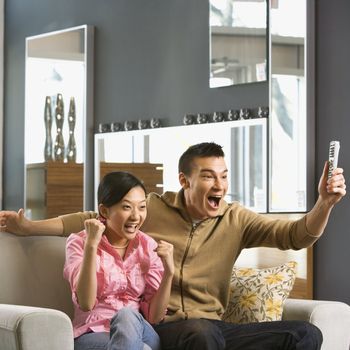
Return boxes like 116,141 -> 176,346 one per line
59,211 -> 98,237
237,208 -> 320,250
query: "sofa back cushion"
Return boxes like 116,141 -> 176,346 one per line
0,232 -> 74,319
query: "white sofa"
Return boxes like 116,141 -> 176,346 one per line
1,232 -> 350,350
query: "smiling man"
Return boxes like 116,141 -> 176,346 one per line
180,156 -> 228,219
0,142 -> 347,350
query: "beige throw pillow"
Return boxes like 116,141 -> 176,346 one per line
222,261 -> 297,324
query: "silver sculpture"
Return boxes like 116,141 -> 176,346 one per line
44,96 -> 53,161
66,97 -> 76,162
54,93 -> 65,161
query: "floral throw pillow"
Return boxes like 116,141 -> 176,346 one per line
222,261 -> 297,324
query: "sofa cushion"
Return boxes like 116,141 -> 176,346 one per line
0,304 -> 73,350
0,233 -> 73,319
222,261 -> 297,324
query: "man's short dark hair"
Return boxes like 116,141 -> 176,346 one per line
178,142 -> 225,176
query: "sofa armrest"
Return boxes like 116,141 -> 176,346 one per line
283,298 -> 350,350
0,304 -> 73,350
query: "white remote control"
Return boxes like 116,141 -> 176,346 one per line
328,141 -> 340,179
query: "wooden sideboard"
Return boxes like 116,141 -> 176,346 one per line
26,162 -> 84,219
100,162 -> 164,195
26,161 -> 163,220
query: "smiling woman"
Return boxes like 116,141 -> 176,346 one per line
64,171 -> 174,349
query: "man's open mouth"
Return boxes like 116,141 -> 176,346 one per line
208,196 -> 221,208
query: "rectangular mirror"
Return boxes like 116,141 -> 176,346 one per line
266,0 -> 314,299
95,119 -> 267,213
209,0 -> 268,87
269,0 -> 313,212
24,25 -> 94,219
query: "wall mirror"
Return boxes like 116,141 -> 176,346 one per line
209,0 -> 267,88
269,0 -> 314,212
94,119 -> 267,212
24,25 -> 94,219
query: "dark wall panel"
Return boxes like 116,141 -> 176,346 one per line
314,0 -> 350,303
3,0 -> 267,210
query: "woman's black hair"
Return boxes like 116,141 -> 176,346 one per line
97,171 -> 146,210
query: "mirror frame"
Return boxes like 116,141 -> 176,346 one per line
24,24 -> 94,215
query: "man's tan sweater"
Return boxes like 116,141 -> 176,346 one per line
60,190 -> 319,322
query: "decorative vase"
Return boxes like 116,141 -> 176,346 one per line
98,123 -> 111,133
239,108 -> 250,120
258,106 -> 269,118
66,97 -> 77,162
197,113 -> 209,124
183,114 -> 195,125
110,122 -> 122,132
124,121 -> 135,131
212,112 -> 224,122
44,96 -> 53,161
54,93 -> 65,161
225,109 -> 240,121
150,118 -> 161,128
137,119 -> 150,130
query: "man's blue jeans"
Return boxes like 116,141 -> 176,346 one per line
153,318 -> 323,350
74,307 -> 160,350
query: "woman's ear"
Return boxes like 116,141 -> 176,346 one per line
98,204 -> 109,220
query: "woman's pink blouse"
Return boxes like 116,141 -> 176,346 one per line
63,230 -> 164,338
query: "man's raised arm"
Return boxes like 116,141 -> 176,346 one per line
0,209 -> 97,236
305,161 -> 346,236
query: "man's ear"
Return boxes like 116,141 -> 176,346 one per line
98,204 -> 109,219
179,172 -> 189,189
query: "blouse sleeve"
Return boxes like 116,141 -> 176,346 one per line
63,232 -> 98,308
139,238 -> 164,319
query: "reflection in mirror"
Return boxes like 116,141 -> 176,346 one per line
269,0 -> 307,211
95,120 -> 267,212
209,0 -> 267,88
24,25 -> 94,219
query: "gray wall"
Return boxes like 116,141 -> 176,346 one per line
314,0 -> 350,303
3,1 -> 350,302
3,0 -> 267,210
